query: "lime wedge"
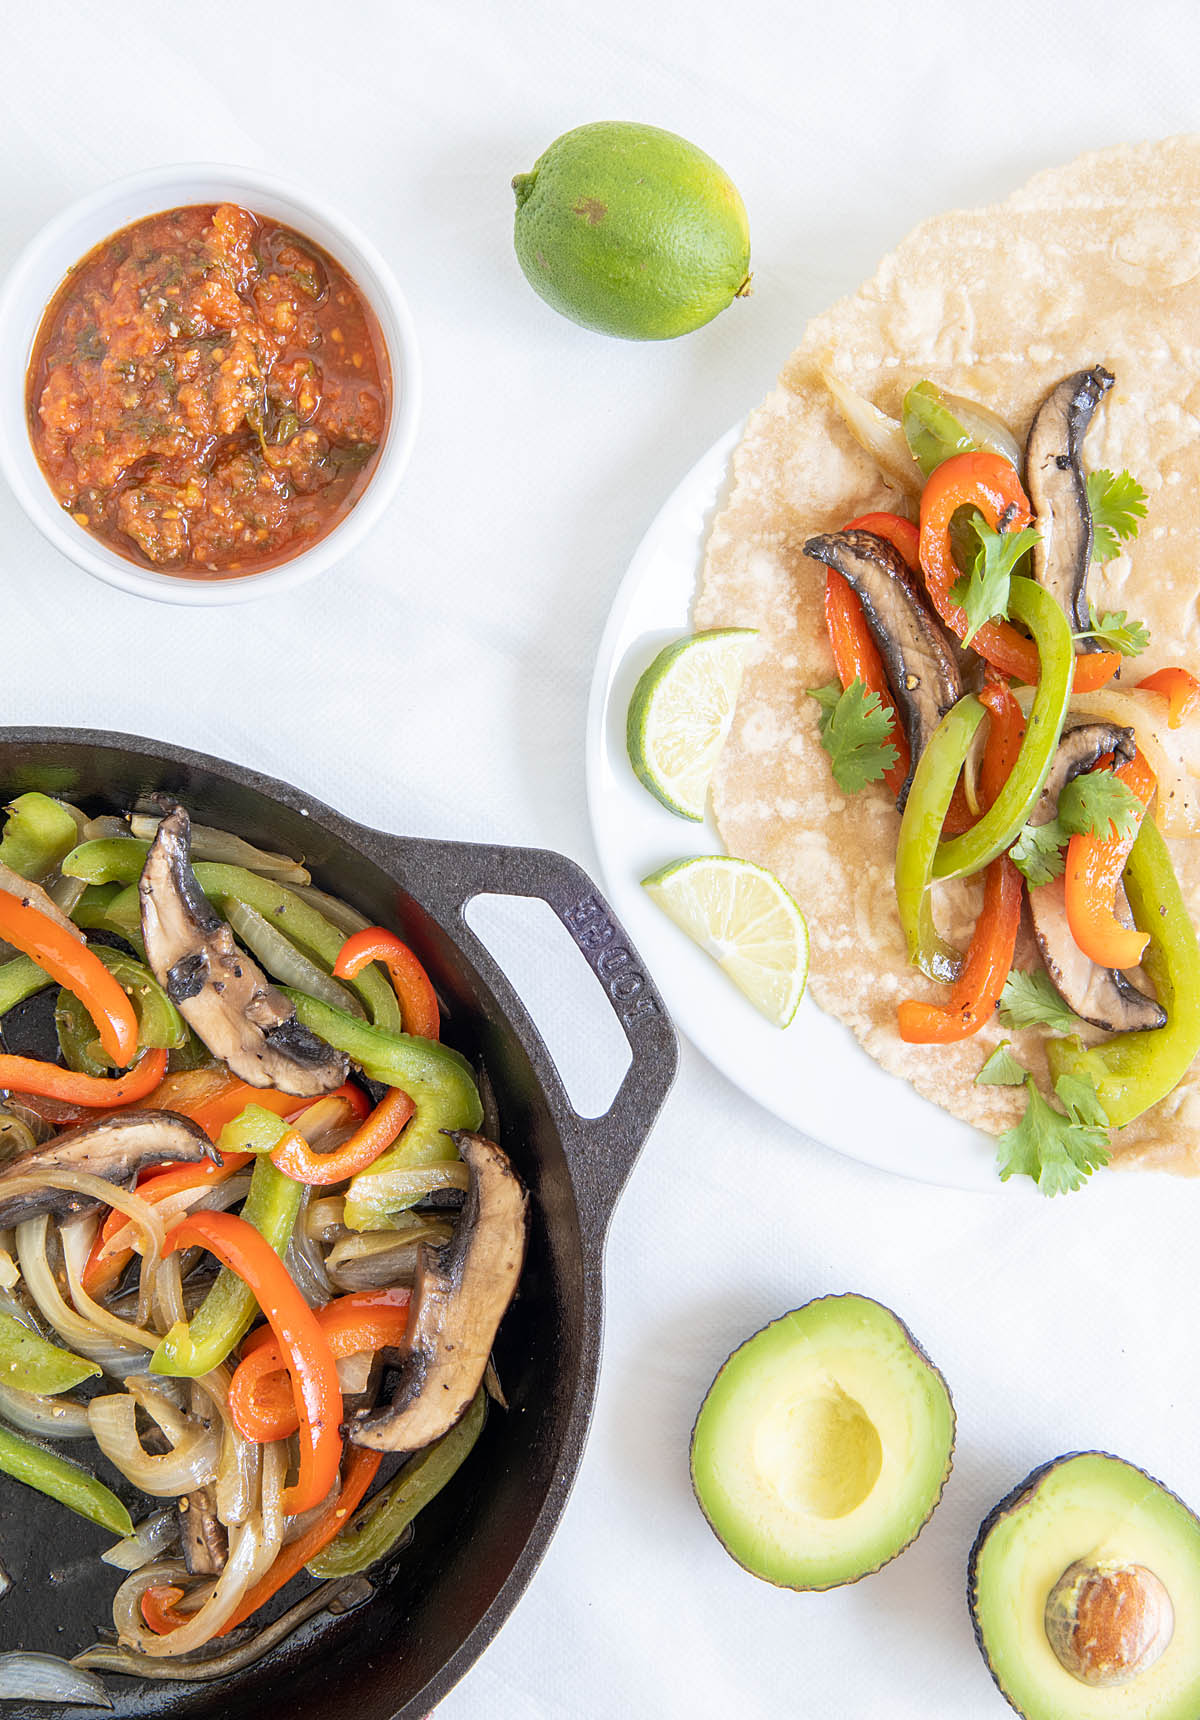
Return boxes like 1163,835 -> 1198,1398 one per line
627,629 -> 757,820
643,855 -> 809,1027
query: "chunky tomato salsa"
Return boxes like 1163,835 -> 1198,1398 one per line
26,203 -> 389,577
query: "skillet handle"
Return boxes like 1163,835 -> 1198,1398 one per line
398,839 -> 678,1236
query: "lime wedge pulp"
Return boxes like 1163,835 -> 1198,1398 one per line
642,855 -> 809,1027
627,629 -> 757,820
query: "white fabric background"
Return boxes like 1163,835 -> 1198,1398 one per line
3,3 -> 1200,1714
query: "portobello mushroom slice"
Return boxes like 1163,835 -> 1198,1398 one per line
0,1110 -> 215,1229
139,806 -> 347,1096
803,529 -> 962,809
1025,722 -> 1166,1033
179,1485 -> 227,1577
348,1132 -> 528,1454
1024,365 -> 1113,641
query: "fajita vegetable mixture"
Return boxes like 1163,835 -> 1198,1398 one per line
695,138 -> 1200,1193
0,794 -> 525,1699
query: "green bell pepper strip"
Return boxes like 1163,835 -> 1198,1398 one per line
307,1389 -> 486,1577
932,577 -> 1074,881
55,948 -> 186,1076
150,1127 -> 303,1378
70,882 -> 146,958
0,1309 -> 100,1394
0,1421 -> 131,1534
1047,816 -> 1200,1127
902,379 -> 979,478
281,990 -> 484,1230
0,954 -> 53,1016
0,794 -> 80,883
894,695 -> 985,982
61,840 -> 401,1032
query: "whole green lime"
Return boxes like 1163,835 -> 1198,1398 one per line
512,121 -> 751,341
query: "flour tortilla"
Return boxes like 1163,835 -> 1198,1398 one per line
694,136 -> 1200,1172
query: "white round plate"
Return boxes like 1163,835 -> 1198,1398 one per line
585,426 -> 1003,1193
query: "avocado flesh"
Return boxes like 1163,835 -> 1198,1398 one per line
971,1452 -> 1200,1720
690,1293 -> 954,1589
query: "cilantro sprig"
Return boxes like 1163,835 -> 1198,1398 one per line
1007,769 -> 1144,885
1075,605 -> 1151,658
997,970 -> 1081,1036
950,514 -> 1040,646
996,1073 -> 1111,1197
1087,468 -> 1148,563
808,679 -> 899,795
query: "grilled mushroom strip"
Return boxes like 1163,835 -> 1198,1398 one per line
804,529 -> 962,809
0,1111 -> 215,1229
349,1132 -> 528,1453
1024,365 -> 1114,641
1026,722 -> 1166,1033
140,806 -> 347,1096
179,1485 -> 227,1577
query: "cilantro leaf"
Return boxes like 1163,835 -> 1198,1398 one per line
976,1042 -> 1026,1087
807,678 -> 899,795
1087,468 -> 1148,563
1077,605 -> 1151,658
1054,1071 -> 1108,1129
1057,769 -> 1142,844
997,970 -> 1080,1035
1008,821 -> 1068,887
995,1075 -> 1111,1196
950,517 -> 1040,647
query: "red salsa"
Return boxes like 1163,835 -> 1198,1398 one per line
26,204 -> 390,577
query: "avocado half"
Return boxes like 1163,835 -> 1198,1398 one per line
689,1293 -> 955,1589
969,1452 -> 1200,1719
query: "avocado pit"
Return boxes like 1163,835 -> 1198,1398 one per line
1045,1558 -> 1174,1687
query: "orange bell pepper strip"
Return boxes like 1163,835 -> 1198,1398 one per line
918,450 -> 1120,692
230,1288 -> 411,1442
163,1210 -> 343,1516
822,512 -> 920,801
139,1584 -> 191,1636
896,681 -> 1025,1044
0,892 -> 137,1066
0,1046 -> 167,1108
1137,667 -> 1200,729
269,1084 -> 414,1187
333,929 -> 440,1040
217,1445 -> 382,1636
82,1151 -> 257,1296
1064,749 -> 1157,971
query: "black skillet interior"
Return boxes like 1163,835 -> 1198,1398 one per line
0,728 -> 677,1719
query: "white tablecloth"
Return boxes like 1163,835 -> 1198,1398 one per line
3,3 -> 1200,1713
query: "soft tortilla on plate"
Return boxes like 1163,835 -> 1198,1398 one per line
694,136 -> 1200,1172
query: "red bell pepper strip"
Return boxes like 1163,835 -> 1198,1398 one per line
162,1210 -> 343,1515
1064,749 -> 1157,970
230,1288 -> 411,1442
1137,667 -> 1200,729
269,1085 -> 414,1187
0,1047 -> 167,1109
140,1585 -> 191,1636
0,892 -> 138,1066
82,1151 -> 257,1296
843,511 -> 921,569
334,930 -> 440,1041
896,681 -> 1025,1044
217,1445 -> 382,1637
918,451 -> 1120,692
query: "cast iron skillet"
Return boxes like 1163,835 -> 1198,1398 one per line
0,726 -> 678,1718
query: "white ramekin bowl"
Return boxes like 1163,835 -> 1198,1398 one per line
0,163 -> 420,605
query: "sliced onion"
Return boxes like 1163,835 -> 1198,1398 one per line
306,1196 -> 346,1242
821,367 -> 923,495
130,815 -> 311,884
283,1469 -> 342,1545
102,1508 -> 180,1571
0,1379 -> 92,1439
0,1651 -> 112,1707
17,1216 -> 145,1371
74,1575 -> 372,1681
1017,684 -> 1200,836
936,389 -> 1023,469
47,872 -> 88,917
0,1109 -> 39,1166
0,1246 -> 18,1291
83,815 -> 132,841
292,885 -> 371,937
285,1189 -> 332,1307
325,1216 -> 452,1292
88,1393 -> 221,1495
245,1436 -> 288,1587
225,900 -> 363,1017
58,1209 -> 160,1351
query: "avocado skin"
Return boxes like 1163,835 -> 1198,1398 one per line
967,1450 -> 1198,1717
690,1292 -> 956,1589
